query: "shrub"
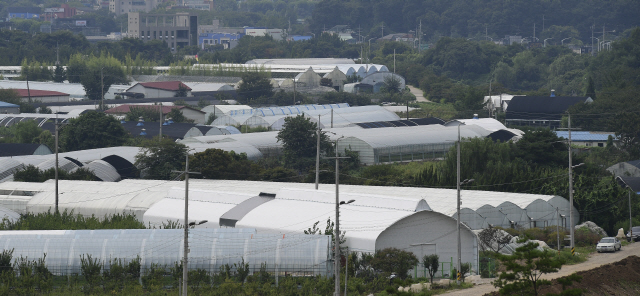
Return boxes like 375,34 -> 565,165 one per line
574,228 -> 601,246
371,248 -> 419,280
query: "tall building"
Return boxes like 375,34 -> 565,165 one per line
128,12 -> 198,53
109,0 -> 158,16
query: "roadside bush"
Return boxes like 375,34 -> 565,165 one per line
574,227 -> 601,246
522,227 -> 547,241
371,248 -> 419,280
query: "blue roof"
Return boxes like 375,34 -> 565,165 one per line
555,131 -> 616,141
0,101 -> 19,108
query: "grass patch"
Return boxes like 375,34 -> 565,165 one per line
548,246 -> 591,265
407,102 -> 458,120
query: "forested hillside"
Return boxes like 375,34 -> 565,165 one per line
311,0 -> 639,43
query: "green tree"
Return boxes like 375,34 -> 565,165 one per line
174,84 -> 189,97
67,53 -> 128,107
584,75 -> 596,100
0,120 -> 42,144
276,115 -> 331,171
237,72 -> 273,103
371,248 -> 418,280
422,254 -> 439,284
190,148 -> 259,180
134,138 -> 188,180
53,65 -> 66,83
167,107 -> 190,123
59,111 -> 130,152
381,75 -> 402,93
493,240 -> 563,296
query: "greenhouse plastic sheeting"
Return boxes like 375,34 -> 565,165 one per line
0,229 -> 329,276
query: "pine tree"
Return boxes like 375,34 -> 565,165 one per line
53,65 -> 66,83
585,76 -> 596,100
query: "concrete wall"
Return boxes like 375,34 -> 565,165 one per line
376,211 -> 478,277
181,108 -> 205,124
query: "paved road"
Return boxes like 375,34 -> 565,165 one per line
440,242 -> 640,296
408,85 -> 429,102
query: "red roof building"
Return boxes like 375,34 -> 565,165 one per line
126,81 -> 192,98
11,89 -> 70,103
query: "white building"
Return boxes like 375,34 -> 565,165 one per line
126,81 -> 192,98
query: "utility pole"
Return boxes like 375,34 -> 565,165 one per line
418,19 -> 422,52
406,96 -> 409,120
331,109 -> 334,128
568,113 -> 574,251
344,247 -> 348,296
381,23 -> 384,37
326,139 -> 350,296
543,15 -> 545,32
100,67 -> 104,110
159,103 -> 163,141
293,76 -> 296,105
456,124 -> 461,285
556,207 -> 560,251
591,24 -> 595,55
173,154 -> 201,296
393,49 -> 396,74
315,115 -> 321,190
56,42 -> 60,66
629,188 -> 633,242
26,73 -> 31,103
533,23 -> 536,42
54,116 -> 60,214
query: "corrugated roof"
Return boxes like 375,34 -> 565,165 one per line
137,81 -> 192,91
0,101 -> 19,108
11,89 -> 68,97
555,131 -> 616,141
0,144 -> 51,157
105,104 -> 204,115
506,96 -> 591,120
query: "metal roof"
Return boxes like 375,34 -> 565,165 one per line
555,131 -> 616,141
0,101 -> 19,108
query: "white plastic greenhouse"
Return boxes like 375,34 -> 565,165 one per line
0,229 -> 330,276
0,177 -> 582,276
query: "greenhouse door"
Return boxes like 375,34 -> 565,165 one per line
409,243 -> 436,278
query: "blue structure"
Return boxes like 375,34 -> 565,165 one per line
288,35 -> 312,41
7,7 -> 40,20
199,33 -> 243,49
0,101 -> 20,114
555,131 -> 617,147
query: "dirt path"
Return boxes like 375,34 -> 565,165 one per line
408,85 -> 429,102
440,242 -> 640,296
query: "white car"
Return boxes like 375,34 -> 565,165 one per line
596,237 -> 621,253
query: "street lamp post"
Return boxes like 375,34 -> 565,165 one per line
325,136 -> 350,296
455,123 -> 474,284
627,186 -> 633,242
591,37 -> 600,53
544,37 -> 553,47
561,37 -> 571,45
172,153 -> 201,296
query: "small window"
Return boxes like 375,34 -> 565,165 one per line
598,143 -> 604,147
